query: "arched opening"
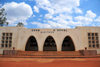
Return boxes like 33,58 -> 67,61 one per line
43,36 -> 57,51
25,36 -> 38,51
62,36 -> 75,51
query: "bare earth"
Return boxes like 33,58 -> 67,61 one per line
0,57 -> 100,67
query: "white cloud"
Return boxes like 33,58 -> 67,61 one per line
75,16 -> 93,22
53,14 -> 72,21
35,0 -> 80,14
33,6 -> 39,13
45,14 -> 53,19
33,0 -> 99,28
74,10 -> 97,26
31,21 -> 69,28
32,22 -> 51,28
48,21 -> 64,28
85,10 -> 96,18
75,10 -> 96,22
2,2 -> 33,25
74,8 -> 83,14
95,16 -> 100,22
33,0 -> 83,28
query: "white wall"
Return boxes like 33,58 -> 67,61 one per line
0,26 -> 100,54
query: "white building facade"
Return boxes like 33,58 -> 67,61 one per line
0,26 -> 100,54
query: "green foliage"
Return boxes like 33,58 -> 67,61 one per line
17,22 -> 24,27
0,8 -> 9,27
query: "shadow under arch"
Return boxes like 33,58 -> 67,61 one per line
43,36 -> 57,51
62,36 -> 75,51
25,36 -> 38,51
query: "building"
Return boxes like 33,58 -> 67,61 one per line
0,26 -> 100,54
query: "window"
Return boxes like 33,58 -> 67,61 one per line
32,29 -> 40,32
88,37 -> 91,39
9,44 -> 11,47
5,44 -> 8,47
88,41 -> 91,43
6,37 -> 8,40
6,41 -> 8,43
92,41 -> 95,43
2,41 -> 4,43
2,37 -> 5,40
88,32 -> 99,48
1,33 -> 13,48
57,29 -> 67,32
88,33 -> 91,36
92,33 -> 94,36
10,33 -> 12,36
6,33 -> 9,36
95,33 -> 98,36
96,41 -> 98,43
1,44 -> 4,48
3,33 -> 5,36
96,44 -> 99,47
9,37 -> 12,40
89,44 -> 91,47
9,41 -> 12,43
93,44 -> 95,48
96,37 -> 98,40
92,37 -> 94,40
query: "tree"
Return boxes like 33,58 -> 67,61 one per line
0,8 -> 9,27
16,22 -> 24,27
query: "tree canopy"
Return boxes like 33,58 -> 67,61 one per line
0,8 -> 8,27
16,22 -> 24,27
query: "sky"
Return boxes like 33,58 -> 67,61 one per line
0,0 -> 100,28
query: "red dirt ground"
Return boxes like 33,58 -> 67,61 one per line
0,57 -> 100,67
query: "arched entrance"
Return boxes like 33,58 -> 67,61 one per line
43,36 -> 57,51
62,36 -> 75,51
25,36 -> 38,51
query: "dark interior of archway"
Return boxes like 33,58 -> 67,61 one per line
25,36 -> 38,51
62,36 -> 75,51
43,36 -> 57,51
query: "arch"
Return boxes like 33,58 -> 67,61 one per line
43,36 -> 57,51
25,36 -> 38,51
62,36 -> 75,51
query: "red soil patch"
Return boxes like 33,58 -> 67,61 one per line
0,58 -> 100,67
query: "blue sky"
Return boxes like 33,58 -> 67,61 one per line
0,0 -> 100,28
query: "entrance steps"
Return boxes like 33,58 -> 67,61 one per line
3,50 -> 82,57
17,51 -> 81,56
